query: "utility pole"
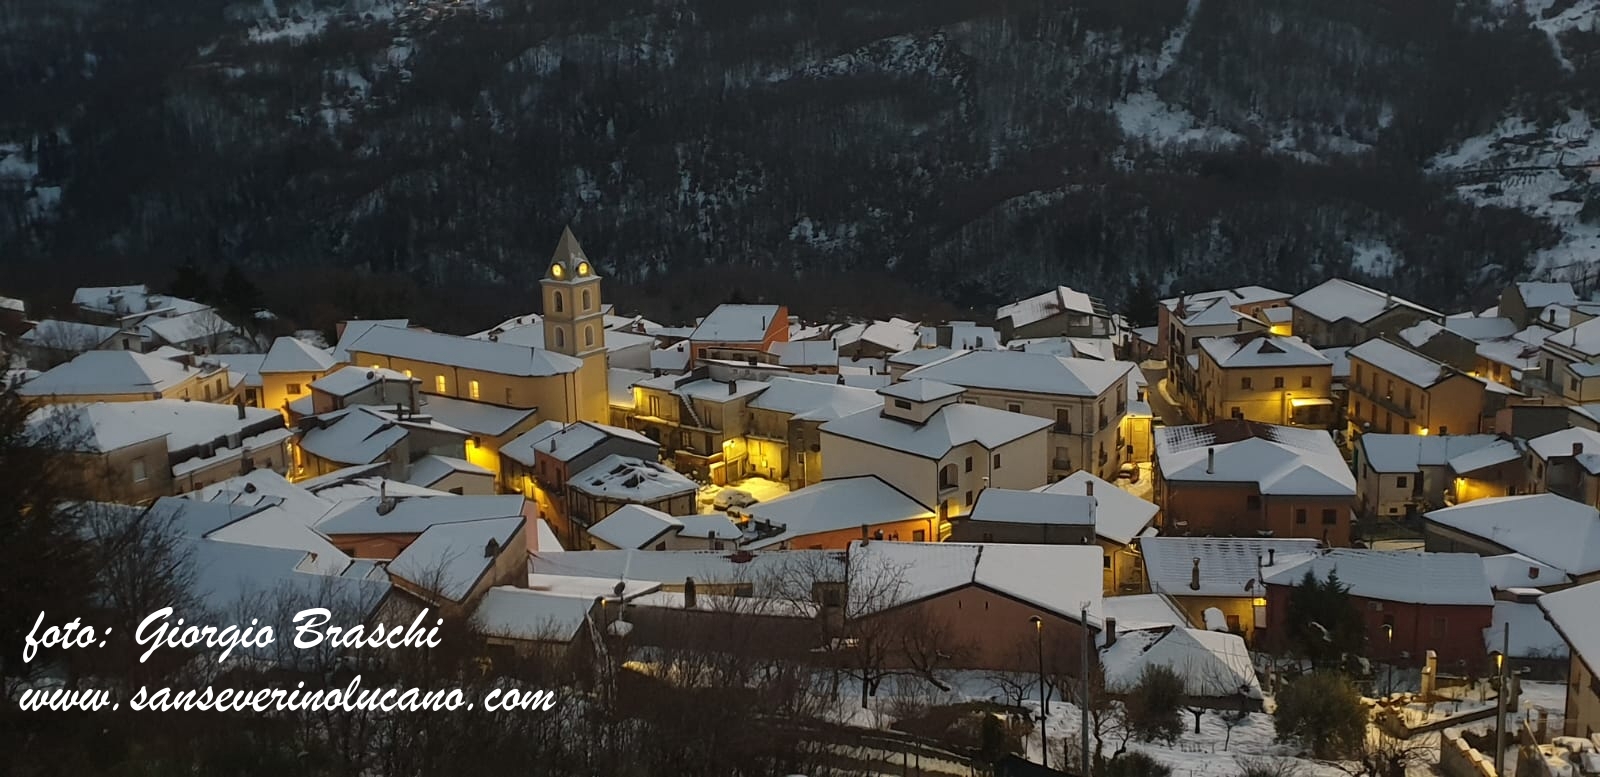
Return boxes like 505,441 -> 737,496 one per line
1081,603 -> 1092,777
1494,622 -> 1510,777
1031,616 -> 1047,769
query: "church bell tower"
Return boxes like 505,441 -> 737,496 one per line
541,227 -> 609,422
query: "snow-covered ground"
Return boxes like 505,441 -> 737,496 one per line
695,476 -> 790,515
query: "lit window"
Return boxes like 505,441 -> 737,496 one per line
551,263 -> 564,279
287,383 -> 301,395
403,369 -> 412,378
470,380 -> 481,400
577,261 -> 590,276
435,375 -> 446,393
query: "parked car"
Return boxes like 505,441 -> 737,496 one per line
1116,462 -> 1140,483
713,488 -> 758,510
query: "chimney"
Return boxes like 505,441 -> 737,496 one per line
488,332 -> 498,342
236,400 -> 246,420
683,577 -> 697,609
653,368 -> 662,377
1206,447 -> 1215,474
379,480 -> 387,502
484,538 -> 501,558
1085,480 -> 1094,497
1267,548 -> 1276,566
727,380 -> 737,396
1190,557 -> 1201,591
747,355 -> 757,366
1575,441 -> 1585,457
836,375 -> 845,385
1103,617 -> 1118,648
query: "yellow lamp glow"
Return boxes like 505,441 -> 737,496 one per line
1418,427 -> 1430,436
577,261 -> 590,276
551,263 -> 565,279
1252,597 -> 1267,607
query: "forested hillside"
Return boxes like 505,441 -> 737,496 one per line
1,0 -> 1596,330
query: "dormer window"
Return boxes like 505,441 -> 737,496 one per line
894,399 -> 911,410
577,261 -> 590,276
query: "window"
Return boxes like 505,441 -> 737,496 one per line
1295,508 -> 1307,524
555,328 -> 565,348
585,326 -> 595,347
581,289 -> 591,310
1055,408 -> 1072,433
553,291 -> 564,313
1241,376 -> 1253,389
1007,402 -> 1022,413
1438,426 -> 1448,435
1231,406 -> 1244,419
469,380 -> 481,400
1396,475 -> 1408,489
204,384 -> 213,400
992,454 -> 1002,469
1573,377 -> 1581,392
1355,364 -> 1363,383
965,456 -> 973,472
679,430 -> 691,448
981,532 -> 995,542
435,375 -> 446,393
1054,446 -> 1070,466
1369,601 -> 1384,612
1301,375 -> 1312,389
965,491 -> 974,506
894,399 -> 912,410
131,458 -> 147,483
1273,376 -> 1285,389
939,464 -> 958,489
1321,508 -> 1337,525
1247,494 -> 1261,510
1103,556 -> 1112,569
655,542 -> 667,551
913,529 -> 926,542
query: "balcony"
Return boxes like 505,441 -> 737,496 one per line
1051,458 -> 1072,470
1349,383 -> 1417,420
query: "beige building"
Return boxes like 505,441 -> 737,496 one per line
1352,433 -> 1505,520
17,350 -> 237,405
1289,279 -> 1441,348
1532,317 -> 1600,404
819,379 -> 1052,522
1526,427 -> 1600,507
1157,286 -> 1292,364
629,369 -> 768,483
1538,581 -> 1600,737
258,336 -> 338,416
1194,333 -> 1334,428
1347,338 -> 1486,440
744,376 -> 881,489
1035,472 -> 1161,595
900,350 -> 1135,480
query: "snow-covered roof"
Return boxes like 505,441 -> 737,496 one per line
886,346 -> 963,369
770,340 -> 839,367
1481,553 -> 1572,591
822,401 -> 1053,460
690,304 -> 782,343
1539,580 -> 1600,667
260,336 -> 336,374
298,407 -> 420,466
0,294 -> 23,312
609,368 -> 650,408
183,535 -> 390,628
1161,286 -> 1290,311
847,540 -> 1102,624
217,353 -> 266,389
1139,536 -> 1322,597
902,350 -> 1134,398
568,455 -> 697,503
998,286 -> 1108,328
33,399 -> 284,454
835,318 -> 922,353
73,284 -> 150,314
1529,427 -> 1600,473
1290,279 -> 1441,325
743,476 -> 932,549
1476,325 -> 1550,371
18,319 -> 124,348
1101,626 -> 1263,699
878,378 -> 965,403
346,324 -> 581,377
1489,601 -> 1568,659
331,319 -> 408,363
472,586 -> 594,642
1179,296 -> 1262,328
676,513 -> 740,540
1358,434 -> 1502,473
1447,439 -> 1523,475
1155,420 -> 1354,495
1426,494 -> 1600,577
1008,336 -> 1118,361
317,494 -> 527,536
419,394 -> 537,437
496,420 -> 565,467
533,518 -> 564,552
517,421 -> 658,464
141,308 -> 237,345
1262,549 -> 1491,605
388,516 -> 523,603
309,365 -> 414,397
650,343 -> 691,372
406,454 -> 491,489
530,548 -> 844,593
1035,472 -> 1160,545
1320,346 -> 1352,380
748,376 -> 881,422
586,504 -> 683,549
1199,333 -> 1329,369
16,350 -> 200,397
670,377 -> 769,402
1347,338 -> 1453,388
1517,281 -> 1579,310
1542,317 -> 1600,359
966,488 -> 1095,526
1101,594 -> 1189,630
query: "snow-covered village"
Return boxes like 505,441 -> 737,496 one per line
7,227 -> 1600,777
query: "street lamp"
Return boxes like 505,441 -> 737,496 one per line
1381,623 -> 1394,696
1030,615 -> 1047,769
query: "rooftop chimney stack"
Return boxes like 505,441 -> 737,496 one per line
236,400 -> 246,420
683,577 -> 697,609
1085,480 -> 1094,497
1575,442 -> 1585,457
1190,557 -> 1201,591
1268,548 -> 1276,566
1207,447 -> 1216,474
1104,617 -> 1118,648
727,380 -> 737,396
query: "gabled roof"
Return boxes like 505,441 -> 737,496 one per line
902,350 -> 1134,398
141,308 -> 236,345
690,304 -> 782,343
1139,536 -> 1322,597
1155,420 -> 1354,496
1199,333 -> 1329,369
997,286 -> 1108,328
846,540 -> 1103,625
331,319 -> 409,363
1447,439 -> 1523,475
310,365 -> 415,397
1528,427 -> 1600,473
1036,472 -> 1160,545
346,325 -> 581,377
261,336 -> 336,374
1181,297 -> 1262,328
1262,549 -> 1491,605
18,319 -> 124,348
568,455 -> 697,503
506,420 -> 657,466
389,516 -> 524,602
878,378 -> 965,403
1347,338 -> 1455,388
587,504 -> 684,549
1516,281 -> 1579,310
747,376 -> 881,422
298,407 -> 424,466
16,350 -> 198,397
967,488 -> 1095,526
1101,626 -> 1263,699
317,494 -> 527,536
1540,316 -> 1600,359
420,394 -> 538,437
1539,580 -> 1600,668
406,454 -> 492,489
835,318 -> 922,353
1290,279 -> 1441,325
1161,286 -> 1290,312
1358,434 -> 1502,473
1426,494 -> 1600,576
821,402 -> 1053,460
743,476 -> 932,549
1482,552 -> 1571,591
32,399 -> 284,453
770,340 -> 839,367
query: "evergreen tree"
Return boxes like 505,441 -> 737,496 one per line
1285,569 -> 1366,669
1125,273 -> 1160,328
218,263 -> 262,318
167,257 -> 213,303
1274,671 -> 1368,759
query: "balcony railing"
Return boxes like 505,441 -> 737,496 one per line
1350,383 -> 1417,420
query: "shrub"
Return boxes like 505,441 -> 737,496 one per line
1273,672 -> 1367,759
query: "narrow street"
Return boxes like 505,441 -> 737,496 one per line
1139,362 -> 1189,427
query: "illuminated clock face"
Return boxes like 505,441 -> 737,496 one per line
551,263 -> 564,279
576,261 -> 590,276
